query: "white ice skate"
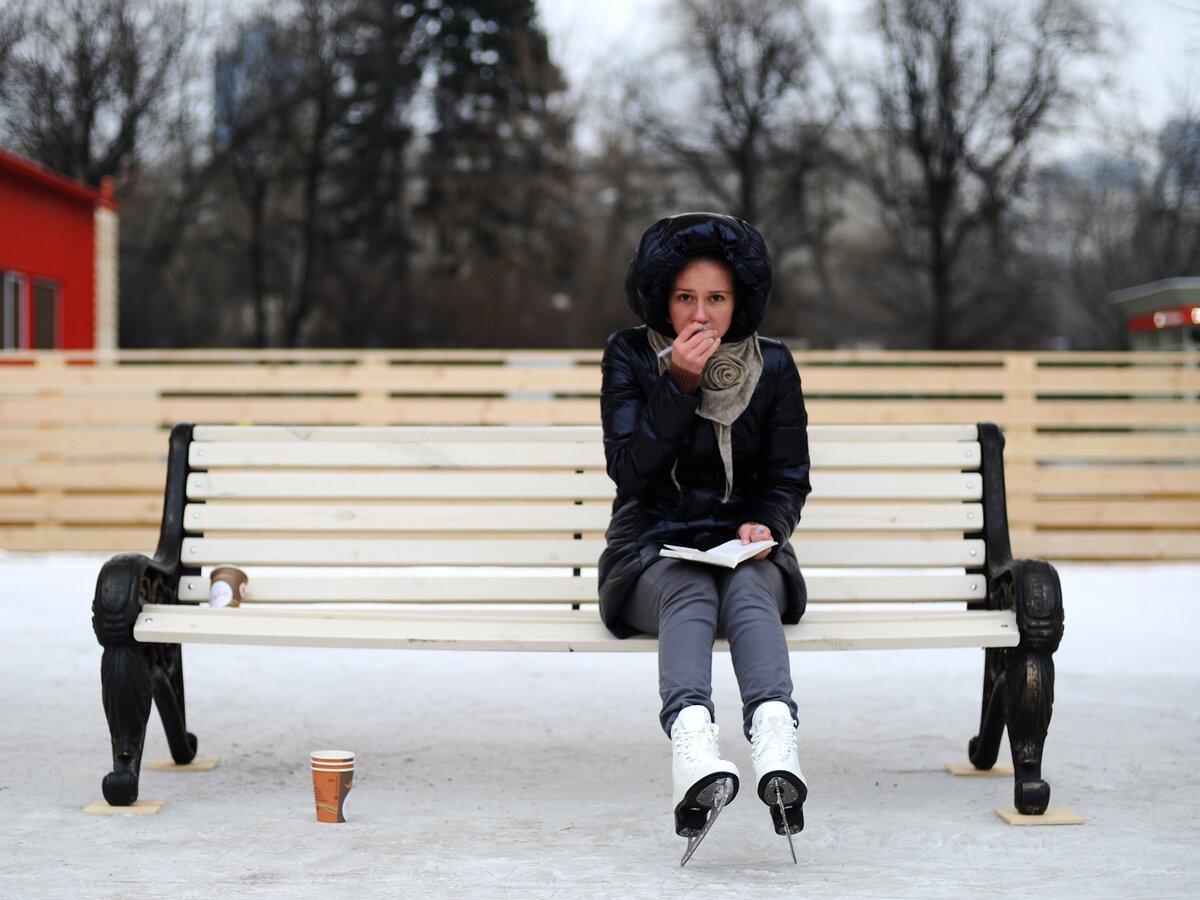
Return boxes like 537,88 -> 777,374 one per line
671,705 -> 739,865
750,700 -> 807,862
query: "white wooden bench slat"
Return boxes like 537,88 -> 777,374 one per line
804,573 -> 986,601
164,604 -> 986,624
183,501 -> 984,533
175,573 -> 987,603
187,470 -> 981,501
189,471 -> 616,500
800,502 -> 982,531
134,604 -> 1018,652
188,441 -> 981,470
181,575 -> 606,603
182,536 -> 986,567
811,472 -> 982,500
190,442 -> 603,469
192,424 -> 980,443
183,537 -> 597,566
185,502 -> 614,532
193,425 -> 604,443
804,424 -> 979,442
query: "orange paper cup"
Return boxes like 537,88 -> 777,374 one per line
310,750 -> 354,823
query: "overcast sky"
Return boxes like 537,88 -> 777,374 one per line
538,0 -> 1200,156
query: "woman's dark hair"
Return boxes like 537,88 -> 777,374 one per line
625,212 -> 772,342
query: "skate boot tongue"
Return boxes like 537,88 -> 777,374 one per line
671,705 -> 712,734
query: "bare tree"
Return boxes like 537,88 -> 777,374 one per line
209,13 -> 298,347
203,0 -> 429,348
854,0 -> 1108,348
622,0 -> 846,330
0,3 -> 26,82
1030,108 -> 1200,349
414,0 -> 578,347
0,0 -> 193,187
276,0 -> 352,348
0,0 -> 245,349
1134,116 -> 1200,277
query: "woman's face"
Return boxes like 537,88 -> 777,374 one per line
667,259 -> 736,338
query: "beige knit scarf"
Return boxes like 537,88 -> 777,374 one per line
647,329 -> 764,501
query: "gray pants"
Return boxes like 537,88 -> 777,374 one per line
621,557 -> 797,739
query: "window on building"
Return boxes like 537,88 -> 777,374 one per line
32,278 -> 61,349
2,272 -> 27,350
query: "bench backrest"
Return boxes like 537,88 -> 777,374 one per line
161,424 -> 1003,608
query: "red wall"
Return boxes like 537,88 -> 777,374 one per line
0,165 -> 96,349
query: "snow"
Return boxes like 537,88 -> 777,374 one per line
1,554 -> 1197,898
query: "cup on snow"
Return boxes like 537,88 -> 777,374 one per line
310,750 -> 355,823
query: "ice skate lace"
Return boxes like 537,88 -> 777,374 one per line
751,716 -> 796,769
676,724 -> 721,765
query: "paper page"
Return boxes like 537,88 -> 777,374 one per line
705,539 -> 751,559
662,540 -> 772,561
707,538 -> 775,560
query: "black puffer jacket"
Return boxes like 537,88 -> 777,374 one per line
597,213 -> 811,638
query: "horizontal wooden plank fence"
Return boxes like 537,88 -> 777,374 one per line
2,349 -> 1197,559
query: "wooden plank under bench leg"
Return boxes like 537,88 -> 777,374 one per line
946,761 -> 1014,777
995,807 -> 1085,826
83,799 -> 165,816
147,755 -> 220,772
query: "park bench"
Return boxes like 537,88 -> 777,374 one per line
91,422 -> 1064,816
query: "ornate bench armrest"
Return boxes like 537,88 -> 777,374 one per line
988,557 -> 1064,653
92,422 -> 194,647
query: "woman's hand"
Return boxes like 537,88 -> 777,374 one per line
671,322 -> 720,375
738,521 -> 774,560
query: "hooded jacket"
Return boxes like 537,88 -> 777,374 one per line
598,212 -> 812,638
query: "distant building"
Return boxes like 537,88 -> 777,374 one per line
214,22 -> 294,152
0,148 -> 119,350
1108,278 -> 1200,352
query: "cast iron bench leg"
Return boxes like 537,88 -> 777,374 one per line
968,647 -> 1007,772
93,554 -> 197,805
1004,559 -> 1063,814
969,559 -> 1063,815
150,642 -> 197,768
99,643 -> 153,805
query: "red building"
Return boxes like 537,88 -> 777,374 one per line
1108,278 -> 1200,353
0,148 -> 119,350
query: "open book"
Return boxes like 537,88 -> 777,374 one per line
659,538 -> 777,569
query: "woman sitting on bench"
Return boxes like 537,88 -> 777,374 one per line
598,212 -> 812,860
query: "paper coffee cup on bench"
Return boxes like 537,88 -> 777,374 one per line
208,566 -> 248,608
311,750 -> 355,823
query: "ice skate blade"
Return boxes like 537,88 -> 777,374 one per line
773,780 -> 799,864
679,777 -> 733,867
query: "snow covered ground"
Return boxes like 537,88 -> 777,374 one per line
1,555 -> 1197,898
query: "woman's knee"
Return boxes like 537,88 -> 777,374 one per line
717,562 -> 787,624
633,559 -> 720,631
660,581 -> 720,630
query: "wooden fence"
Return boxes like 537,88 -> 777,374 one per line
2,349 -> 1197,560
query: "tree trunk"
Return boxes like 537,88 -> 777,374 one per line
930,230 -> 951,350
249,182 -> 267,349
